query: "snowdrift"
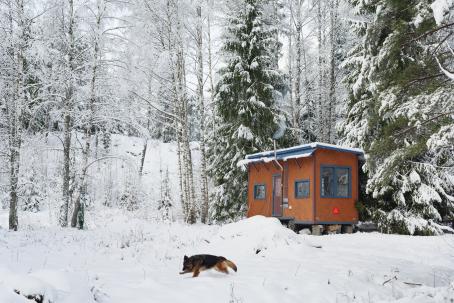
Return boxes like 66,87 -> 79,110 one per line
0,267 -> 102,303
212,215 -> 301,255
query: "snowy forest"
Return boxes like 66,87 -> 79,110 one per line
0,0 -> 453,302
0,0 -> 453,234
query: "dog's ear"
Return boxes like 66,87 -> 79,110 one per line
184,255 -> 188,261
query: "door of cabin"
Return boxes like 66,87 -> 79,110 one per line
272,174 -> 283,217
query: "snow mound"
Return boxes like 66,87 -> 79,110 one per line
214,216 -> 300,255
0,267 -> 97,303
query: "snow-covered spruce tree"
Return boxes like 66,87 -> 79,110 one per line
341,0 -> 454,235
158,167 -> 173,222
20,165 -> 44,212
208,0 -> 283,222
119,173 -> 139,211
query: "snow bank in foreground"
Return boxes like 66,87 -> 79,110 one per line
0,210 -> 453,303
0,267 -> 98,303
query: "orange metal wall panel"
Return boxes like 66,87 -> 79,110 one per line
247,162 -> 281,218
314,149 -> 359,223
284,158 -> 314,222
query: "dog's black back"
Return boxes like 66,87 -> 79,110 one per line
184,254 -> 225,269
196,254 -> 224,267
180,254 -> 237,277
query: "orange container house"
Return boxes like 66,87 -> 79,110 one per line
241,143 -> 364,233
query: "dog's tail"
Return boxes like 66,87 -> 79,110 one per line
224,260 -> 237,272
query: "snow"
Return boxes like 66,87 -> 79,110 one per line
409,170 -> 421,184
431,0 -> 453,25
237,151 -> 312,167
247,142 -> 364,159
0,211 -> 453,303
436,57 -> 454,80
237,124 -> 254,140
281,152 -> 313,161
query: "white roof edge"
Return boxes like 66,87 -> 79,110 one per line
282,152 -> 313,161
238,151 -> 313,167
247,142 -> 364,159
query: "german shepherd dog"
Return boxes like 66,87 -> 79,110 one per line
179,254 -> 237,277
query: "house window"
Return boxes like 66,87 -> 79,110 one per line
336,168 -> 350,197
295,180 -> 310,198
321,166 -> 351,198
254,184 -> 266,200
321,167 -> 334,197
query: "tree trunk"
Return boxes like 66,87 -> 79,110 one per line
294,0 -> 302,142
196,3 -> 209,224
207,10 -> 216,125
71,0 -> 105,228
327,0 -> 339,144
60,0 -> 75,227
139,139 -> 148,176
8,126 -> 20,231
8,0 -> 26,231
317,0 -> 325,142
172,0 -> 196,224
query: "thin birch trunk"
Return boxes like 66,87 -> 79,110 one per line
207,8 -> 216,132
327,0 -> 339,144
60,0 -> 75,227
8,0 -> 26,231
196,3 -> 209,224
294,0 -> 303,143
181,52 -> 196,224
71,0 -> 104,228
316,0 -> 324,142
166,0 -> 187,221
173,0 -> 196,224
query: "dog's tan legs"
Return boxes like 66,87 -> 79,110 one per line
192,267 -> 200,277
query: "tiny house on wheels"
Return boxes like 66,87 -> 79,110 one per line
241,143 -> 364,234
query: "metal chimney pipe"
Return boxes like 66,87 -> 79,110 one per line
273,139 -> 283,172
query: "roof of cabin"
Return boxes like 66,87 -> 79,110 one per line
238,142 -> 364,166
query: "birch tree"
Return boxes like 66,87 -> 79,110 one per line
58,0 -> 77,227
71,0 -> 109,228
1,0 -> 29,230
195,1 -> 210,223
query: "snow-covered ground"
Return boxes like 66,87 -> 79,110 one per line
0,210 -> 453,303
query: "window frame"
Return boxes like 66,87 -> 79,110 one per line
320,165 -> 352,199
253,183 -> 266,200
294,179 -> 310,199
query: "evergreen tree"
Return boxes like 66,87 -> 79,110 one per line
119,177 -> 139,211
20,165 -> 43,212
157,167 -> 173,222
208,0 -> 283,222
341,0 -> 454,235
